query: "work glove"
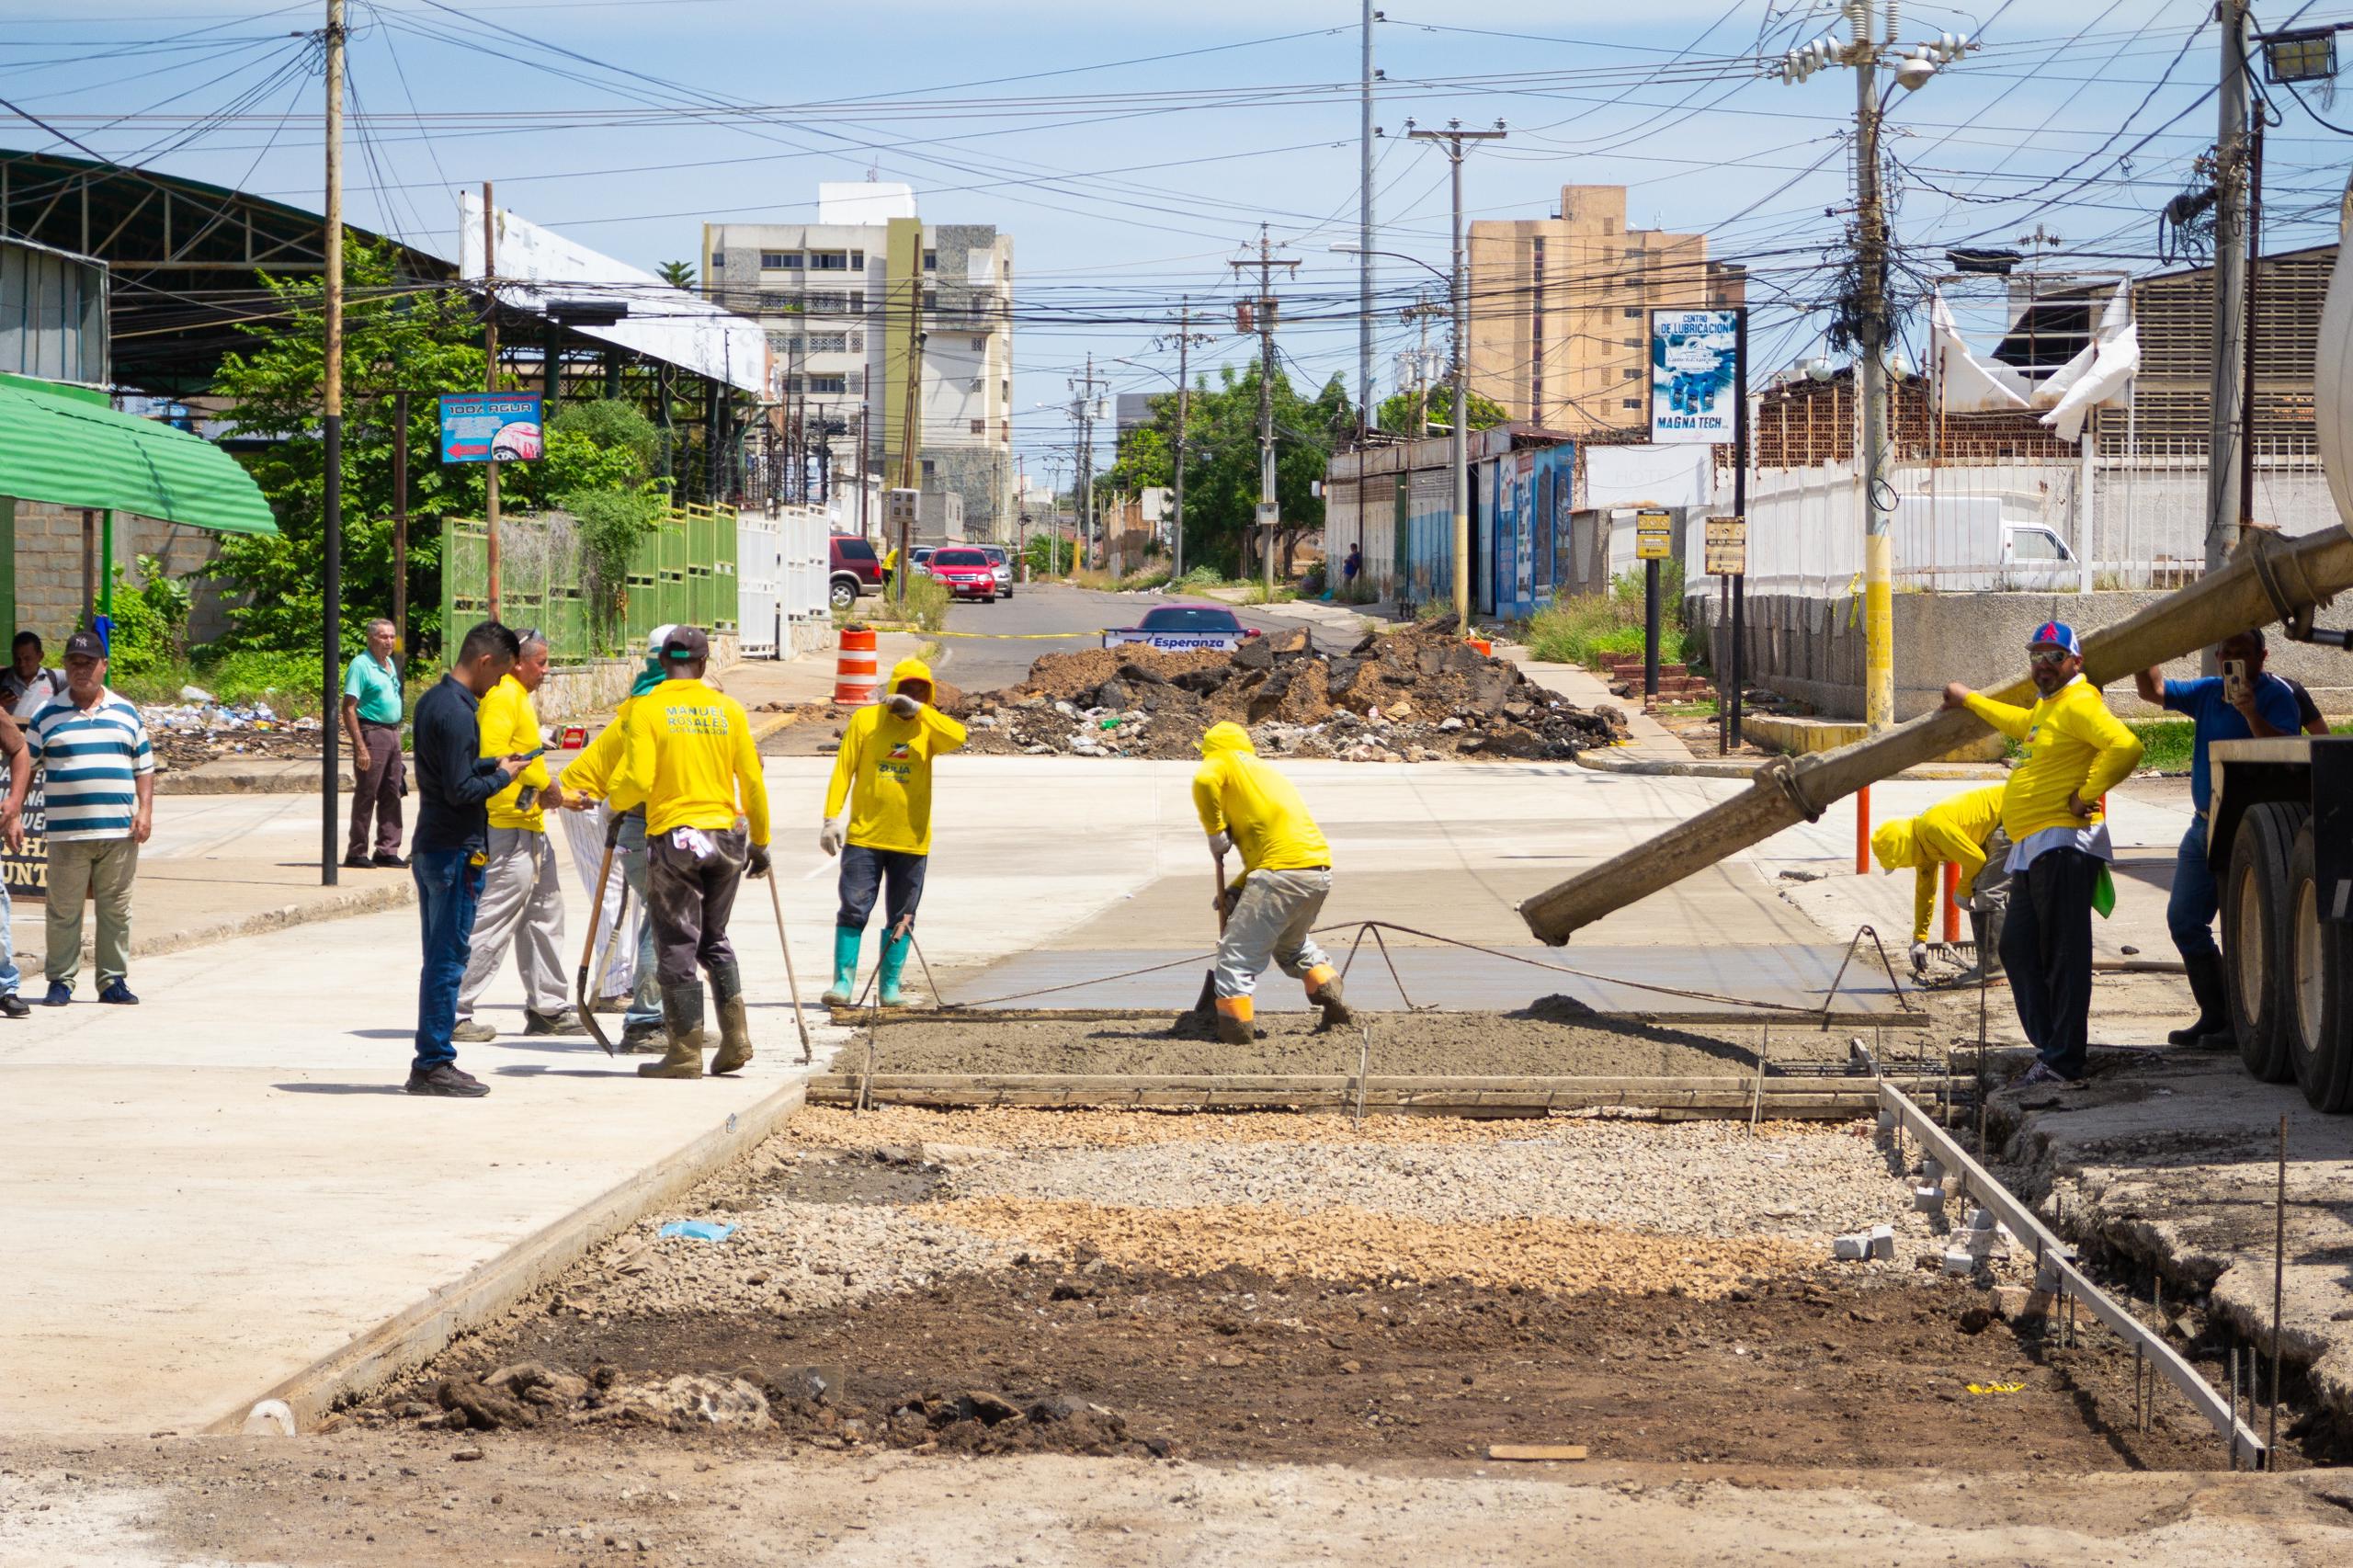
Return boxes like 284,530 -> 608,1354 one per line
1207,830 -> 1232,858
818,820 -> 845,858
1909,940 -> 1930,977
887,692 -> 922,721
747,843 -> 773,880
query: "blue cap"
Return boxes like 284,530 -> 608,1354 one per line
2028,620 -> 2081,656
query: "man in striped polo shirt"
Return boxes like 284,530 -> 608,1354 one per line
26,630 -> 154,1006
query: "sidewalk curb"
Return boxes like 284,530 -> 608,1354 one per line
206,1076 -> 813,1436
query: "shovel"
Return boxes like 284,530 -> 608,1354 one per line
761,867 -> 815,1064
574,812 -> 624,1058
1188,846 -> 1230,1021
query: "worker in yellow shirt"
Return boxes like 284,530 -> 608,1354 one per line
818,656 -> 966,1008
1870,784 -> 2009,978
556,626 -> 675,1051
609,626 -> 773,1080
454,629 -> 578,1042
1942,621 -> 2143,1085
1193,722 -> 1349,1045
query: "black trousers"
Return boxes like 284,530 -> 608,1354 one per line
646,826 -> 746,989
1999,845 -> 2100,1080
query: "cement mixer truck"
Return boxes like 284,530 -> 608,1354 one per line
1517,196 -> 2353,1111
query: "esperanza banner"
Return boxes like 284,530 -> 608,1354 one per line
1649,310 -> 1739,446
438,392 -> 545,463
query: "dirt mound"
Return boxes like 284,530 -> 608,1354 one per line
957,616 -> 1628,762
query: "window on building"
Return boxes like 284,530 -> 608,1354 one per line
971,418 -> 985,435
924,290 -> 938,313
809,374 -> 847,395
849,369 -> 866,393
851,290 -> 867,313
924,250 -> 938,270
1621,397 -> 1642,410
759,292 -> 797,312
710,250 -> 725,271
782,374 -> 801,392
970,376 -> 984,392
807,291 -> 847,313
848,333 -> 865,353
1601,219 -> 1615,234
810,251 -> 848,270
808,333 -> 848,354
849,249 -> 865,269
921,459 -> 936,479
1624,305 -> 1643,318
971,335 -> 989,352
1623,338 -> 1641,347
1623,369 -> 1640,381
760,251 -> 801,269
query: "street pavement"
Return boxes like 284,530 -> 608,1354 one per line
926,581 -> 1361,692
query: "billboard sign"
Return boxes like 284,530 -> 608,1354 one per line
1649,309 -> 1739,445
1704,516 -> 1748,575
438,393 -> 544,463
1634,507 -> 1674,562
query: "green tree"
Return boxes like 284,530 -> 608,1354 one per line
207,239 -> 487,655
656,260 -> 697,291
1377,385 -> 1509,437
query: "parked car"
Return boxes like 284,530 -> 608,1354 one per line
926,546 -> 1000,602
1101,603 -> 1262,652
829,534 -> 883,610
980,545 -> 1014,599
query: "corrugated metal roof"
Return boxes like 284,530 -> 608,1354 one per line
0,376 -> 275,535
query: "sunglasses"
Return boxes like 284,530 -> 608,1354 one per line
2027,647 -> 2071,665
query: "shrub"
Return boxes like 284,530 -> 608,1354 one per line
103,555 -> 192,678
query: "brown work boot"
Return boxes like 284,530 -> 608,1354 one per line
1212,994 -> 1255,1046
1305,967 -> 1353,1030
710,962 -> 754,1075
637,983 -> 706,1080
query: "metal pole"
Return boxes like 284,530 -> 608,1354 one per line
1449,145 -> 1469,625
321,0 -> 346,889
1854,18 -> 1893,731
1643,558 -> 1660,702
2208,0 -> 2251,582
1732,305 -> 1749,749
1358,0 -> 1375,439
1175,297 -> 1190,581
483,180 -> 501,619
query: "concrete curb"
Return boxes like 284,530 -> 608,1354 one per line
207,1076 -> 812,1436
33,880 -> 419,974
1574,750 -> 2006,782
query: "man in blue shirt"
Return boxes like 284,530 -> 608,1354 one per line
2133,629 -> 2301,1050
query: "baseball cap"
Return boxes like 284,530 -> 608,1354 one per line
62,630 -> 106,660
2027,620 -> 2081,656
645,623 -> 676,659
661,625 -> 710,664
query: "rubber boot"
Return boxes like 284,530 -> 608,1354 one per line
1212,993 -> 1254,1046
1303,964 -> 1353,1029
637,983 -> 706,1079
710,961 -> 754,1075
877,929 -> 914,1008
2169,949 -> 2233,1049
820,926 -> 861,1008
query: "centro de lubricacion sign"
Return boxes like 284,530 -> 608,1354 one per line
1649,310 -> 1739,445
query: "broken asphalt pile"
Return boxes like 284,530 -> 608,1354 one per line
953,614 -> 1629,762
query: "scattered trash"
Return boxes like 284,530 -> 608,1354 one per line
179,685 -> 215,704
1485,1443 -> 1587,1462
657,1221 -> 736,1243
1965,1381 -> 2024,1395
241,1398 -> 296,1436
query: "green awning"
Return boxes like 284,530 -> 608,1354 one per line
0,375 -> 277,536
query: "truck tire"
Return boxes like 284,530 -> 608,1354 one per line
2284,819 -> 2353,1112
829,575 -> 859,611
2224,801 -> 2307,1084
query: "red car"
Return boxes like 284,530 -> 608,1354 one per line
829,535 -> 883,610
926,547 -> 999,602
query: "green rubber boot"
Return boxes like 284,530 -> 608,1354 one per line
878,930 -> 915,1008
820,926 -> 862,1008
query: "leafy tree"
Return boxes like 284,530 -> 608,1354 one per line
1377,385 -> 1509,436
656,260 -> 697,291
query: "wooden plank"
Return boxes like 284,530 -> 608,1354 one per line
1487,1443 -> 1588,1462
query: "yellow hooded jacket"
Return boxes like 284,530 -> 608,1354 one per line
609,676 -> 771,844
479,673 -> 551,832
1961,677 -> 2143,844
1870,784 -> 2005,942
1192,722 -> 1331,882
824,657 -> 968,856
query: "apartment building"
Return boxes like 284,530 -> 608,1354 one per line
1466,186 -> 1744,438
703,184 -> 1015,537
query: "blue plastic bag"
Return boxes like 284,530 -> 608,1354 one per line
657,1220 -> 736,1243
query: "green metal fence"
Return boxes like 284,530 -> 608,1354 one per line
441,503 -> 738,662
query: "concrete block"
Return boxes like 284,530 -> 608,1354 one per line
1922,1157 -> 1945,1185
1833,1233 -> 1868,1261
1913,1184 -> 1946,1213
1941,1247 -> 1977,1276
1868,1224 -> 1897,1261
1969,1207 -> 1997,1232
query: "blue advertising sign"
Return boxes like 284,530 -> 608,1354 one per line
1649,309 -> 1739,445
438,392 -> 545,463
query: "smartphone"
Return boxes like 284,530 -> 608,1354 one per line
515,745 -> 547,763
2222,659 -> 2249,708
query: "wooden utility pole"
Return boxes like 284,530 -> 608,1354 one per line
320,0 -> 346,888
856,401 -> 870,537
1231,226 -> 1300,600
482,180 -> 502,619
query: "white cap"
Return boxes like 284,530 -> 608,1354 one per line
646,624 -> 676,659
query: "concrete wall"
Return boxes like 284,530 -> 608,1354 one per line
8,500 -> 234,648
1690,588 -> 2353,720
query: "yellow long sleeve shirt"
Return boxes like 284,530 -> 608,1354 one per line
610,678 -> 771,844
480,673 -> 550,832
824,696 -> 968,856
1871,784 -> 2006,942
557,695 -> 645,814
1191,722 -> 1331,881
1962,676 -> 2143,844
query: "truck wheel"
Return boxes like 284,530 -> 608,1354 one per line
829,577 -> 858,611
2284,819 -> 2353,1112
2224,801 -> 2307,1084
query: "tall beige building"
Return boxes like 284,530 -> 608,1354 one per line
1465,186 -> 1744,437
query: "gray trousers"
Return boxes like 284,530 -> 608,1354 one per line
1214,867 -> 1336,1000
456,826 -> 569,1018
46,835 -> 138,989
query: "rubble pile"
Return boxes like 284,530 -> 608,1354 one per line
952,615 -> 1627,762
141,686 -> 324,771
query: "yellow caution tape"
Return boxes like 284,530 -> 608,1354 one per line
1965,1381 -> 2024,1395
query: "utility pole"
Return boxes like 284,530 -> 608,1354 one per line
1358,0 -> 1376,437
1070,356 -> 1108,570
1157,295 -> 1215,580
856,401 -> 870,537
1232,225 -> 1302,601
482,180 -> 502,619
320,0 -> 346,888
1401,294 -> 1443,435
1408,119 -> 1504,627
2208,0 -> 2253,579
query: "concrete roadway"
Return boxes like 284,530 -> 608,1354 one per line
925,581 -> 1358,692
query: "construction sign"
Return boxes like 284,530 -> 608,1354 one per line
0,766 -> 45,898
1704,516 -> 1747,576
1635,508 -> 1674,562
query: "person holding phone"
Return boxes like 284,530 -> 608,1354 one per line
2132,628 -> 2300,1051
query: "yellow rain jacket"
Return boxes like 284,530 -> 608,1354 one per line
1962,677 -> 2143,843
824,657 -> 968,856
1192,722 -> 1332,883
1870,784 -> 2006,942
480,673 -> 551,832
610,676 -> 771,844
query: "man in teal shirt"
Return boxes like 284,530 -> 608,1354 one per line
342,617 -> 406,868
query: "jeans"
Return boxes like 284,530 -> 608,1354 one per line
835,844 -> 928,935
46,836 -> 138,989
618,815 -> 661,1029
0,879 -> 19,998
1214,868 -> 1336,1001
413,848 -> 485,1071
2001,846 -> 2100,1080
646,825 -> 747,989
2166,816 -> 2220,961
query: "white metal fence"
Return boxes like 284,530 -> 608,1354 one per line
736,505 -> 829,658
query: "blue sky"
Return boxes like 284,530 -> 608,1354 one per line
6,0 -> 2352,476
